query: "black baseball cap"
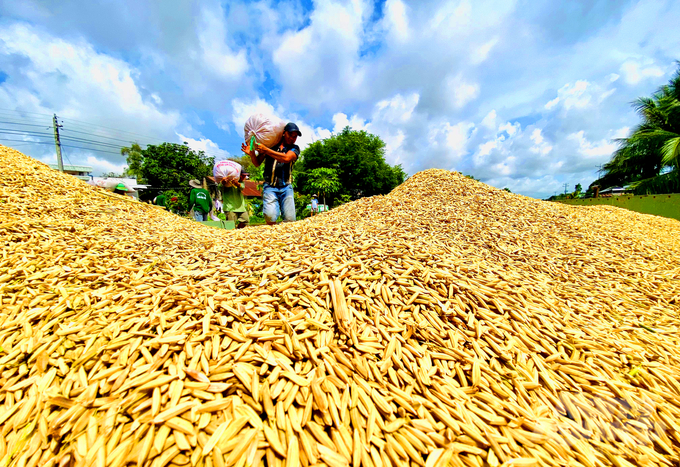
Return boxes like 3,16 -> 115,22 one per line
284,122 -> 302,136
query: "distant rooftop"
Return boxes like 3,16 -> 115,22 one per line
49,164 -> 93,173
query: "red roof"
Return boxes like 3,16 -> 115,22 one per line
242,180 -> 262,197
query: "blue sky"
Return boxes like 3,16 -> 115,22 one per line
0,0 -> 678,198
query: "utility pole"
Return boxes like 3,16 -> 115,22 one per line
53,114 -> 64,172
563,183 -> 568,195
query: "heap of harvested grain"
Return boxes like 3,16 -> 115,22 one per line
0,146 -> 679,467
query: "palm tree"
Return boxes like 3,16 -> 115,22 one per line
599,64 -> 680,191
623,66 -> 680,167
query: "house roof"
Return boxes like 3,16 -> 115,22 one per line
242,180 -> 262,197
49,164 -> 93,173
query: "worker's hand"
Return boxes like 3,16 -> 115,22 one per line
255,143 -> 269,154
240,142 -> 251,156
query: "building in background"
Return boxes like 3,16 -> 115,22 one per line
49,164 -> 92,181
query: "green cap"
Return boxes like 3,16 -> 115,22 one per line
115,183 -> 129,191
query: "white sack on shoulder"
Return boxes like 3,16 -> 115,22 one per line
244,114 -> 286,148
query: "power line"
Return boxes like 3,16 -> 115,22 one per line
0,121 -> 52,128
61,127 -> 158,145
0,129 -> 54,137
0,110 -> 236,161
0,138 -> 123,155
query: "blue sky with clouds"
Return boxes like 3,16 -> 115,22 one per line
0,0 -> 678,198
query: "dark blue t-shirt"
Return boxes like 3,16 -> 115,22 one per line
263,143 -> 300,188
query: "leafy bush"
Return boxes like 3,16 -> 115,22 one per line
164,189 -> 188,214
295,193 -> 311,220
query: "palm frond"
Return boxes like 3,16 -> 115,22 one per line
661,137 -> 680,166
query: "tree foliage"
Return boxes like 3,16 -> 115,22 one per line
138,143 -> 214,205
121,143 -> 144,181
595,63 -> 680,193
305,168 -> 341,208
296,127 -> 406,205
231,154 -> 264,181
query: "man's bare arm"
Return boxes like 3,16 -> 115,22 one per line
255,144 -> 298,164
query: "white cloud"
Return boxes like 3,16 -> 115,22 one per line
177,134 -> 230,160
271,0 -> 368,109
429,0 -> 472,35
383,0 -> 410,43
481,110 -> 497,130
446,75 -> 480,109
472,38 -> 498,65
332,112 -> 368,133
373,93 -> 419,124
477,139 -> 500,158
611,126 -> 629,139
545,97 -> 560,110
499,121 -> 520,137
529,128 -> 552,156
84,155 -> 126,175
620,59 -> 664,85
551,80 -> 592,110
428,121 -> 476,166
598,88 -> 616,103
197,4 -> 248,80
568,131 -> 617,158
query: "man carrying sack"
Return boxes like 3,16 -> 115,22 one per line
188,179 -> 212,221
242,122 -> 301,225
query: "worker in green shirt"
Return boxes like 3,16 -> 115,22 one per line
188,180 -> 213,221
154,192 -> 168,210
220,171 -> 249,229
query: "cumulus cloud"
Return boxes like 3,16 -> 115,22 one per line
545,80 -> 592,111
620,59 -> 665,85
271,0 -> 369,109
177,134 -> 231,160
196,4 -> 248,80
383,0 -> 410,44
446,75 -> 481,109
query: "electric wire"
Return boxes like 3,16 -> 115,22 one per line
0,111 -> 237,161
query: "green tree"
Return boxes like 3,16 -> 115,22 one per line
297,127 -> 406,204
597,63 -> 680,193
233,154 -> 264,181
306,168 -> 341,209
574,183 -> 582,194
138,143 -> 214,204
121,143 -> 145,181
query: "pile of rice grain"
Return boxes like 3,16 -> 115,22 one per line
0,146 -> 679,467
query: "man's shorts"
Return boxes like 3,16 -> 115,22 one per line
227,211 -> 249,224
